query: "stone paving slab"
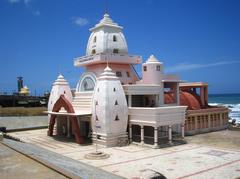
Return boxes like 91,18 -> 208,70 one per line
2,138 -> 124,179
8,129 -> 240,179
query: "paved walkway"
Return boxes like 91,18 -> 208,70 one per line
0,142 -> 67,179
7,129 -> 240,179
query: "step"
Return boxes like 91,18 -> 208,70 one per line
74,92 -> 93,97
73,96 -> 92,101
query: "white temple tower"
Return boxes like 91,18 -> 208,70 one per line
48,74 -> 73,112
86,13 -> 128,55
142,55 -> 164,85
91,66 -> 128,147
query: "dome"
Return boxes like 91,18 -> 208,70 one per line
180,91 -> 202,110
164,91 -> 202,110
86,13 -> 128,56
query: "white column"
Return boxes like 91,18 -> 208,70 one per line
155,95 -> 159,107
128,95 -> 132,107
181,123 -> 185,138
220,113 -> 223,126
141,125 -> 144,145
195,117 -> 198,132
129,124 -> 132,142
159,85 -> 164,106
208,115 -> 211,129
154,127 -> 158,148
67,116 -> 71,138
168,125 -> 172,144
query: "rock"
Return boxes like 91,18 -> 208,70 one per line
232,119 -> 236,125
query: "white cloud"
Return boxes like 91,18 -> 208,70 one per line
6,0 -> 40,16
7,0 -> 20,3
7,0 -> 32,6
165,61 -> 240,73
73,17 -> 89,27
24,0 -> 31,5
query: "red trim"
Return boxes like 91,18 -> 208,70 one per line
47,95 -> 83,144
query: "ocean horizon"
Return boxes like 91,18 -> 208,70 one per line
208,93 -> 240,123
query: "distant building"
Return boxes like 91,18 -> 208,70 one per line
47,13 -> 229,147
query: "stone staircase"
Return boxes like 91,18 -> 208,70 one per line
72,92 -> 93,114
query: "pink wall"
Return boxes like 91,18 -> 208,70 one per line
86,63 -> 139,84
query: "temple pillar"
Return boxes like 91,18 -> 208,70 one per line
67,116 -> 71,138
200,87 -> 205,107
168,125 -> 172,144
181,123 -> 185,138
140,125 -> 144,145
128,95 -> 132,107
154,127 -> 158,148
204,86 -> 208,106
155,95 -> 159,107
129,124 -> 132,142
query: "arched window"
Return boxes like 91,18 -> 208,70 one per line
116,71 -> 122,77
93,36 -> 97,43
113,35 -> 117,42
91,49 -> 96,54
113,87 -> 116,92
143,66 -> 147,71
156,65 -> 161,71
115,100 -> 118,105
113,49 -> 119,54
96,115 -> 99,121
115,115 -> 120,121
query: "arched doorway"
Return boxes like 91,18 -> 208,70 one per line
47,95 -> 83,144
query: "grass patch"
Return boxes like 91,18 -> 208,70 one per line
0,107 -> 47,116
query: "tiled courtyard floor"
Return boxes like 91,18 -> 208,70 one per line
9,129 -> 240,179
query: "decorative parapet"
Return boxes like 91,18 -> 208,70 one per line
128,106 -> 187,126
74,53 -> 142,67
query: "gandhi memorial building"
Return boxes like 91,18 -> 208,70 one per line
47,13 -> 229,148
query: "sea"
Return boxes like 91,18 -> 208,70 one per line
208,93 -> 240,123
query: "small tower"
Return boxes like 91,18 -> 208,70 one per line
142,55 -> 164,84
91,66 -> 128,147
48,74 -> 73,112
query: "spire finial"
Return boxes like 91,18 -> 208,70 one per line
58,64 -> 62,76
104,0 -> 108,14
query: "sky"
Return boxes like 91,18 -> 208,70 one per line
0,0 -> 240,95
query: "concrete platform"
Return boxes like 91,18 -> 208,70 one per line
7,129 -> 240,179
